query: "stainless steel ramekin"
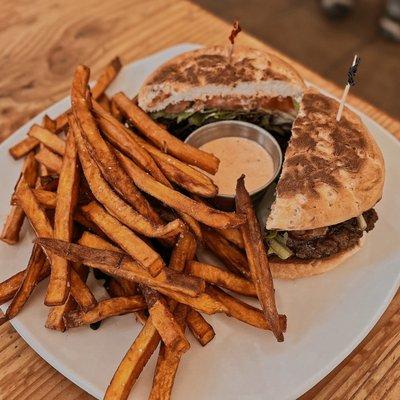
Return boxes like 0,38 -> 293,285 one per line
185,120 -> 283,209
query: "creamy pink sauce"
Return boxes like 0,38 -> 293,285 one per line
199,137 -> 274,195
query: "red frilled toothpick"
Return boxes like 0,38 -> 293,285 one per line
336,55 -> 361,121
228,20 -> 241,61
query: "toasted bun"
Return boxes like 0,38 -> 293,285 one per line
266,89 -> 385,231
270,237 -> 364,279
138,45 -> 305,113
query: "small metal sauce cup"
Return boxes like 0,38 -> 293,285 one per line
185,121 -> 283,210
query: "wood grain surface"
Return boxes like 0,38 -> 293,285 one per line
0,1 -> 399,399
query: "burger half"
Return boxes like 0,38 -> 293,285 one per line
138,45 -> 305,149
266,89 -> 385,278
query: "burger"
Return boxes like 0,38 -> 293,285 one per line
138,46 -> 385,279
266,89 -> 385,278
138,45 -> 305,150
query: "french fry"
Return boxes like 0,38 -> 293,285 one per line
37,144 -> 49,177
104,231 -> 196,400
6,245 -> 47,319
177,213 -> 202,241
208,286 -> 287,332
45,130 -> 79,306
42,114 -> 56,132
81,201 -> 165,276
93,101 -> 170,186
141,285 -> 190,354
107,275 -> 137,299
14,177 -> 53,238
39,115 -> 56,176
11,189 -> 57,208
0,55 -> 298,400
105,278 -> 148,325
69,267 -> 97,311
148,302 -> 189,400
46,263 -> 90,332
113,277 -> 137,297
94,103 -> 218,197
146,230 -> 199,400
91,56 -> 122,100
217,227 -> 244,249
97,94 -> 111,113
45,296 -> 77,332
186,309 -> 215,346
93,109 -> 203,236
110,96 -> 123,121
147,231 -> 196,398
14,179 -> 96,312
63,296 -> 146,328
187,261 -> 256,297
55,111 -> 70,133
78,233 -> 136,293
155,204 -> 202,241
104,233 -> 213,399
71,65 -> 161,224
202,228 -> 250,279
169,231 -> 197,274
133,132 -> 218,198
236,176 -> 283,342
113,92 -> 220,174
28,125 -> 66,155
35,146 -> 62,173
79,233 -> 147,324
43,57 -> 121,148
49,56 -> 121,139
9,136 -> 38,160
9,115 -> 60,160
115,150 -> 244,229
104,318 -> 161,400
1,152 -> 38,244
0,270 -> 26,304
71,115 -> 183,239
51,56 -> 121,136
74,211 -> 104,236
37,239 -> 210,303
105,278 -> 126,297
0,264 -> 50,306
158,286 -> 224,315
19,188 -> 57,207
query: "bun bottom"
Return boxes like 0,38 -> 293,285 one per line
270,237 -> 365,279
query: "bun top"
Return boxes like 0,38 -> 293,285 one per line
266,89 -> 385,231
138,46 -> 305,113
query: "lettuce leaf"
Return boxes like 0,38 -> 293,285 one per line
150,108 -> 294,140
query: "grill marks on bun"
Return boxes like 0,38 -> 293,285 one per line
138,46 -> 305,113
266,89 -> 385,231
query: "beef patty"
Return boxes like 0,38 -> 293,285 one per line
285,209 -> 378,259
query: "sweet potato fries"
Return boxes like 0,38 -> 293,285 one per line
0,57 -> 285,400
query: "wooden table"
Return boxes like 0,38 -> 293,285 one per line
0,1 -> 399,399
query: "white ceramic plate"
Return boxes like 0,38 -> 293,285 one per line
0,44 -> 399,400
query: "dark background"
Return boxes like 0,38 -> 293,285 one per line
193,0 -> 399,118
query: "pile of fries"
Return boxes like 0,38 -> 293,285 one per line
0,58 -> 286,400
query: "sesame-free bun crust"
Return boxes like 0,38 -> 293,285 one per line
270,237 -> 364,279
266,89 -> 385,231
138,45 -> 305,113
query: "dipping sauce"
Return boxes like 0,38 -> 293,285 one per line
199,137 -> 275,196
